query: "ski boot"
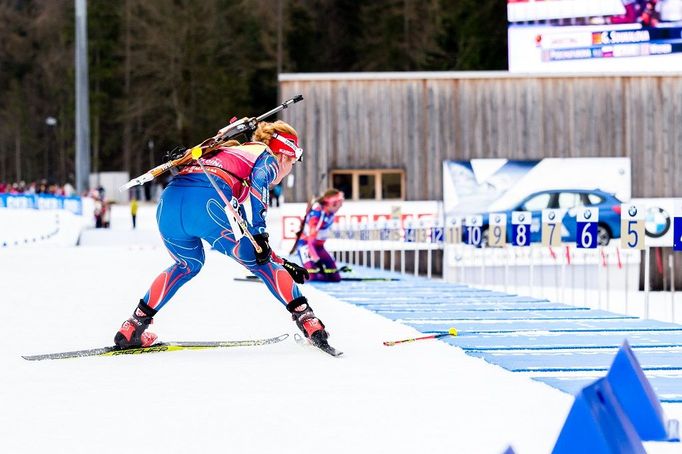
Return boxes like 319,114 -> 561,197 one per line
114,300 -> 158,349
287,297 -> 341,356
287,296 -> 327,340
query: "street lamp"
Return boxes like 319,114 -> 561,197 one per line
45,116 -> 58,182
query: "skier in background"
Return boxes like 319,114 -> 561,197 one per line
114,120 -> 331,349
291,188 -> 346,282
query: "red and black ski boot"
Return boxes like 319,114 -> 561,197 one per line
287,297 -> 342,357
114,300 -> 158,349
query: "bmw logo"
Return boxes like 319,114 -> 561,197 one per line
584,210 -> 592,220
645,207 -> 671,238
494,215 -> 501,223
548,211 -> 556,221
628,206 -> 637,217
519,214 -> 525,222
471,218 -> 477,225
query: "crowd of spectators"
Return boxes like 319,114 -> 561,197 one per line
0,179 -> 76,196
0,179 -> 116,229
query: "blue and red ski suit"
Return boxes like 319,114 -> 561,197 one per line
294,202 -> 340,282
143,143 -> 302,310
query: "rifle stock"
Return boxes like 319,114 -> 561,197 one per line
119,95 -> 303,192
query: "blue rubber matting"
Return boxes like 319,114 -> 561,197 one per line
313,267 -> 682,403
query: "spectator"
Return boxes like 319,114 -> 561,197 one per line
94,198 -> 103,228
102,201 -> 111,228
640,0 -> 661,25
270,183 -> 282,207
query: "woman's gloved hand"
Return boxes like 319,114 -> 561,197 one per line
282,259 -> 310,284
253,233 -> 272,264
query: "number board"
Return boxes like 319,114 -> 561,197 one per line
415,219 -> 428,243
404,221 -> 416,243
379,221 -> 390,241
369,224 -> 380,241
445,217 -> 462,244
511,211 -> 532,247
359,224 -> 369,241
577,206 -> 599,249
431,224 -> 445,243
675,200 -> 682,252
541,209 -> 562,247
620,203 -> 645,250
387,219 -> 401,241
465,215 -> 483,246
489,213 -> 507,247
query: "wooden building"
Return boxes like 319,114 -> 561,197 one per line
279,71 -> 682,203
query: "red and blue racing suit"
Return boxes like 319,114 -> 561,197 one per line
294,202 -> 340,282
143,143 -> 301,310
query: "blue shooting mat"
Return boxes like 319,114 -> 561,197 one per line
437,328 -> 682,350
312,265 -> 682,402
357,302 -> 588,312
469,347 -> 682,372
377,309 -> 631,321
404,318 -> 679,332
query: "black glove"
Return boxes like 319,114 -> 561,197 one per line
314,260 -> 326,273
164,145 -> 187,161
282,259 -> 310,284
253,233 -> 272,265
338,265 -> 352,273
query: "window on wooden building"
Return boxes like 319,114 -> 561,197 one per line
330,170 -> 405,200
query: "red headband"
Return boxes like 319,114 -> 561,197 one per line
269,132 -> 303,161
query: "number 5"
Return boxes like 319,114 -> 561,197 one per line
627,220 -> 639,248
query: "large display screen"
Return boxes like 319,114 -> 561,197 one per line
508,0 -> 682,72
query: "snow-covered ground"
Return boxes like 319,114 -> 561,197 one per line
1,204 -> 680,453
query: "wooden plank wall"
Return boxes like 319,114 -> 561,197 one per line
280,74 -> 682,202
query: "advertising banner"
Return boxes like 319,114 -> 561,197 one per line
443,158 -> 630,216
0,194 -> 83,215
508,0 -> 682,73
442,158 -> 630,246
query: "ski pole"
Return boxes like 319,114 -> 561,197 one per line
120,95 -> 304,191
382,328 -> 458,347
189,147 -> 262,254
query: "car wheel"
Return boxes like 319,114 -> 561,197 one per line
597,224 -> 611,246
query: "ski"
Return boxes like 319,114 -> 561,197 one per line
234,276 -> 261,283
341,277 -> 400,282
235,276 -> 399,283
22,333 -> 289,361
293,333 -> 343,357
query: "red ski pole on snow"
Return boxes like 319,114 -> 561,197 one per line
383,328 -> 458,347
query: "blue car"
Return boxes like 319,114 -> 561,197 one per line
470,189 -> 622,246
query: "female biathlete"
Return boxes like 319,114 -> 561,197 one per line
114,120 -> 331,349
291,189 -> 346,282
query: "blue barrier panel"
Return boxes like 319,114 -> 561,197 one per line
552,377 -> 645,454
0,193 -> 82,215
606,341 -> 680,442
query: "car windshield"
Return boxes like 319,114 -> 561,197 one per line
585,193 -> 605,205
558,192 -> 582,209
521,193 -> 551,211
